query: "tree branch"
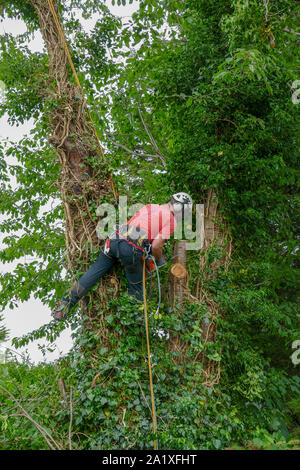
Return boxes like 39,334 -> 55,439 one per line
137,103 -> 167,168
283,26 -> 300,37
263,0 -> 270,25
108,138 -> 167,167
0,384 -> 61,450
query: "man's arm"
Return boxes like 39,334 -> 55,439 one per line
151,235 -> 166,262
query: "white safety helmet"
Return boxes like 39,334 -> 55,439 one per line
170,192 -> 193,214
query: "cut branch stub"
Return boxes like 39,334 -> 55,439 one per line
168,241 -> 189,363
168,241 -> 188,307
170,263 -> 187,279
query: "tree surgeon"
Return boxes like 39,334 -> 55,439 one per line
51,193 -> 192,320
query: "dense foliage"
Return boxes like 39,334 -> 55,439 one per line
0,314 -> 7,344
0,0 -> 299,450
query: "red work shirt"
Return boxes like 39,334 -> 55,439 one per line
128,204 -> 176,243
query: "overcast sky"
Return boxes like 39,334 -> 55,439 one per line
0,1 -> 139,364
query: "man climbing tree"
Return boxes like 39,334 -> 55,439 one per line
51,192 -> 193,320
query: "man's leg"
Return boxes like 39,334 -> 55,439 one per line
65,250 -> 116,308
102,238 -> 145,304
109,238 -> 144,302
124,261 -> 144,302
52,249 -> 116,319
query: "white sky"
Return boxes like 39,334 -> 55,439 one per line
0,1 -> 139,364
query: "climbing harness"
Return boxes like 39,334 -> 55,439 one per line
111,224 -> 162,317
116,224 -> 149,250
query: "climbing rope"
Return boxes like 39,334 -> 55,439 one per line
150,255 -> 161,318
143,257 -> 158,450
46,0 -> 118,200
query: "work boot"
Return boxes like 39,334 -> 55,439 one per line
51,300 -> 70,321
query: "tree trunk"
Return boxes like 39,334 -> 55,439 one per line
168,241 -> 188,363
30,0 -> 118,346
198,189 -> 232,386
168,241 -> 187,307
167,191 -> 231,383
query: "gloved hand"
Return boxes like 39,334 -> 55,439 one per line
156,253 -> 167,268
146,253 -> 168,272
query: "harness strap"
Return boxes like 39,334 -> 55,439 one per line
115,230 -> 145,254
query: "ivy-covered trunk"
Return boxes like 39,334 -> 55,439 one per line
30,0 -> 117,345
167,192 -> 231,385
198,190 -> 231,385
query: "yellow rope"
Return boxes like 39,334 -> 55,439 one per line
143,258 -> 158,450
46,0 -> 118,200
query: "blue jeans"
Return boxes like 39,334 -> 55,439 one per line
63,237 -> 144,310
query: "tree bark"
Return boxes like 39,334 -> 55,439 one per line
30,0 -> 118,345
168,241 -> 187,307
167,191 -> 231,383
198,189 -> 231,386
168,241 -> 188,363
